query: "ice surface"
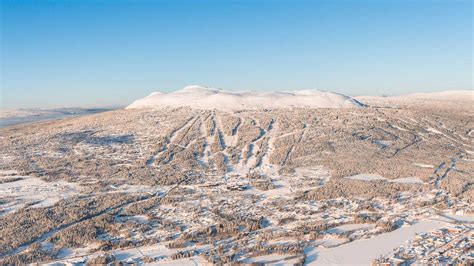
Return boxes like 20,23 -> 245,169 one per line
305,220 -> 447,265
0,108 -> 112,127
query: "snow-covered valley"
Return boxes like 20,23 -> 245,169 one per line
0,88 -> 472,265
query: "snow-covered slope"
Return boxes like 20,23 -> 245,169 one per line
126,85 -> 365,111
357,90 -> 473,109
396,90 -> 474,102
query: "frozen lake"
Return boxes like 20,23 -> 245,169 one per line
0,108 -> 115,127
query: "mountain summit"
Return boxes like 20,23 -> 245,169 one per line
126,85 -> 365,111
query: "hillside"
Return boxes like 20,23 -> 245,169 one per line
126,85 -> 366,111
0,94 -> 472,264
357,90 -> 474,110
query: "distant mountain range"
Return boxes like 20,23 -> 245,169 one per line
0,108 -> 115,127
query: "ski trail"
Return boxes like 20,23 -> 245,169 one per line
146,114 -> 196,166
201,112 -> 216,166
257,119 -> 278,174
390,133 -> 422,158
148,113 -> 199,166
274,128 -> 305,141
433,157 -> 458,188
241,117 -> 267,170
213,112 -> 237,177
214,112 -> 238,148
281,123 -> 307,166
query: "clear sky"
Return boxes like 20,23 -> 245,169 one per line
1,0 -> 472,109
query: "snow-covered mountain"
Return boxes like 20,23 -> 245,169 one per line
126,85 -> 366,111
396,90 -> 474,102
357,90 -> 473,109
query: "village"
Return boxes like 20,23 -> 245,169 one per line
374,223 -> 472,265
0,96 -> 472,264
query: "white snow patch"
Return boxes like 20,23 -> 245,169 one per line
305,220 -> 447,265
0,175 -> 80,214
126,85 -> 365,111
241,254 -> 301,264
413,163 -> 434,168
389,177 -> 424,184
344,174 -> 387,181
426,127 -> 443,135
48,244 -> 205,266
390,124 -> 408,132
327,223 -> 375,234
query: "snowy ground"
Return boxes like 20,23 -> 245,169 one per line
48,244 -> 205,266
0,91 -> 472,265
0,171 -> 81,216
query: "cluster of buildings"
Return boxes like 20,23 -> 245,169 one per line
374,225 -> 473,265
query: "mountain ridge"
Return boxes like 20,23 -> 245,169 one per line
127,85 -> 366,111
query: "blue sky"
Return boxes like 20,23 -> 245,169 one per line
1,0 -> 472,108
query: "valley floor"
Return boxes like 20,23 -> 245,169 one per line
0,96 -> 472,265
